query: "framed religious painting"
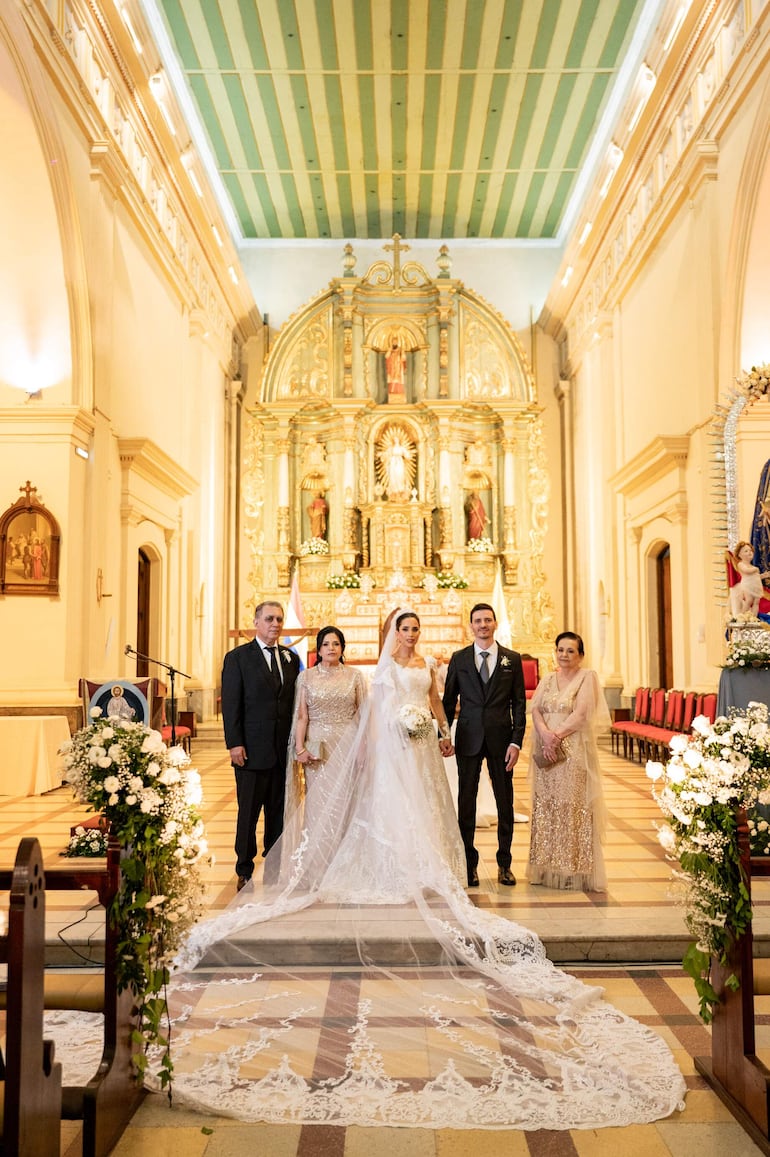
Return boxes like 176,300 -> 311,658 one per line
0,481 -> 61,595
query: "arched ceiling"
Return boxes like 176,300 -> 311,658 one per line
145,0 -> 659,241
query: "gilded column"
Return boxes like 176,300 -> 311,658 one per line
501,436 -> 517,584
276,436 -> 290,587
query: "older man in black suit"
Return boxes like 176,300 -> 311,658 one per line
443,603 -> 526,887
221,601 -> 300,890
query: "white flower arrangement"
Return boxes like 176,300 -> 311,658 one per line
299,536 -> 330,556
61,708 -> 209,1088
500,656 -> 511,668
724,623 -> 770,669
397,703 -> 435,742
466,536 -> 495,554
647,701 -> 770,1022
65,824 -> 108,858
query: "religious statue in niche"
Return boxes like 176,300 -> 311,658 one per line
306,491 -> 328,539
385,336 -> 407,401
0,481 -> 61,596
465,491 -> 490,541
375,424 -> 417,502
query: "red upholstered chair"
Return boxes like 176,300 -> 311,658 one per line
160,701 -> 193,754
649,689 -> 684,762
680,691 -> 698,734
611,687 -> 649,759
700,692 -> 718,724
631,686 -> 666,762
520,655 -> 539,700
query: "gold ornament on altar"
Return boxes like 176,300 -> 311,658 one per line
375,424 -> 417,501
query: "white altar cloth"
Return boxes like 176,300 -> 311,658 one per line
0,715 -> 69,796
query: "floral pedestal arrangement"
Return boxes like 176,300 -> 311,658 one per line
724,620 -> 770,669
647,702 -> 770,1022
61,709 -> 209,1091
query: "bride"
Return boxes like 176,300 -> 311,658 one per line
164,609 -> 685,1129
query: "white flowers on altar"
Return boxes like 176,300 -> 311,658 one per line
647,702 -> 770,1021
397,703 -> 434,742
299,536 -> 330,556
466,536 -> 495,554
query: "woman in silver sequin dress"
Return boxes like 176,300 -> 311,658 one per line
289,626 -> 366,824
527,632 -> 610,892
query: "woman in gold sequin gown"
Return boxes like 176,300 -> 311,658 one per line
527,632 -> 610,891
289,626 -> 366,825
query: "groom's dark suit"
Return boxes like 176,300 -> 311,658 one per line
221,638 -> 300,879
442,644 -> 526,875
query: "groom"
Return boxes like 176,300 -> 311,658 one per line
443,603 -> 527,887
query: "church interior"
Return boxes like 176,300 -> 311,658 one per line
2,0 -> 770,1152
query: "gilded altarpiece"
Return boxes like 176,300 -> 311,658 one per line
240,238 -> 555,657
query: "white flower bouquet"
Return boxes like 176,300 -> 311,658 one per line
60,708 -> 209,1088
466,536 -> 495,554
397,703 -> 435,742
299,536 -> 330,556
647,701 -> 770,1021
65,824 -> 108,858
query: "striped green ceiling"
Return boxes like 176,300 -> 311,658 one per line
155,0 -> 648,240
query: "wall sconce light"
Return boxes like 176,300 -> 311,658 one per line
96,568 -> 112,604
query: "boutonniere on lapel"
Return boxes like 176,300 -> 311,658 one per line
500,656 -> 511,668
280,649 -> 292,663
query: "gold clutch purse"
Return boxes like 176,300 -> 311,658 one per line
533,740 -> 566,770
302,738 -> 327,762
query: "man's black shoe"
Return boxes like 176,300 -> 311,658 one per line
236,875 -> 250,892
467,869 -> 480,887
497,867 -> 516,886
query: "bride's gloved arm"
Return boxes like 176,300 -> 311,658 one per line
428,664 -> 454,755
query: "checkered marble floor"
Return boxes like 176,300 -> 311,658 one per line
2,733 -> 770,1154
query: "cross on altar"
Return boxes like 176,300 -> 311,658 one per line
383,234 -> 410,289
19,481 -> 38,502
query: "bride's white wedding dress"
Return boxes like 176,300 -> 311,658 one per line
148,614 -> 685,1130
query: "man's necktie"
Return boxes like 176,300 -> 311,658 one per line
479,651 -> 490,685
269,646 -> 281,688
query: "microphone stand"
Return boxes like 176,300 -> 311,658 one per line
124,646 -> 191,747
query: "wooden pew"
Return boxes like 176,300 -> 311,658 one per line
0,837 -> 62,1157
0,837 -> 143,1157
694,809 -> 770,1154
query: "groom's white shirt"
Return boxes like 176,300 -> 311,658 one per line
473,640 -> 498,675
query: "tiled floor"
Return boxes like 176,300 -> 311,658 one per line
2,733 -> 770,1155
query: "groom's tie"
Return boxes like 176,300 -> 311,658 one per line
479,651 -> 490,685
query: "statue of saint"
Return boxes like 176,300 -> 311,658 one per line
375,424 -> 416,500
385,337 -> 407,400
465,491 -> 489,541
307,491 -> 328,539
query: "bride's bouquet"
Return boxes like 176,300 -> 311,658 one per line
397,703 -> 434,741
